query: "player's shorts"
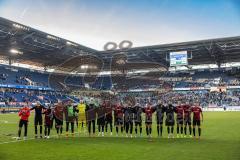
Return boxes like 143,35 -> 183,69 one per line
55,118 -> 63,126
44,119 -> 52,126
34,116 -> 43,125
116,117 -> 123,125
78,117 -> 86,122
78,113 -> 86,122
157,118 -> 164,125
193,119 -> 201,126
97,117 -> 105,125
134,121 -> 142,126
165,120 -> 175,126
105,117 -> 113,124
184,117 -> 191,125
145,121 -> 152,125
177,118 -> 184,125
19,119 -> 28,127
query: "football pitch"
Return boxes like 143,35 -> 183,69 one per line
0,112 -> 239,160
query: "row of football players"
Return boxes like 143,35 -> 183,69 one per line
75,100 -> 203,138
17,100 -> 203,139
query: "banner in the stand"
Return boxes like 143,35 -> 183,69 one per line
173,86 -> 240,91
0,84 -> 53,91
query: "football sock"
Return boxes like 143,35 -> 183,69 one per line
198,128 -> 201,137
40,126 -> 42,135
35,126 -> 37,135
48,127 -> 50,136
160,126 -> 163,136
92,122 -> 95,133
98,125 -> 100,132
171,126 -> 174,133
102,126 -> 104,132
126,123 -> 129,134
18,128 -> 21,137
60,127 -> 63,134
105,124 -> 108,132
189,126 -> 192,135
130,123 -> 133,134
193,128 -> 196,136
88,123 -> 91,133
110,124 -> 113,132
44,127 -> 47,136
24,125 -> 27,137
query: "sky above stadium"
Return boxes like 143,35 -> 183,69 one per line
0,0 -> 240,50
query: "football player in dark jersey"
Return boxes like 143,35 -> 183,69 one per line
96,102 -> 106,136
133,103 -> 143,137
165,104 -> 175,138
105,101 -> 113,136
123,102 -> 134,138
86,98 -> 97,137
155,100 -> 166,137
30,101 -> 46,138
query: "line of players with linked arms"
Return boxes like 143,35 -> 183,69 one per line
17,98 -> 203,140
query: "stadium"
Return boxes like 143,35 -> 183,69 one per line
0,1 -> 240,160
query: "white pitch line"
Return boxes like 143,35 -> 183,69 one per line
0,120 -> 17,124
0,137 -> 35,145
0,132 -> 79,145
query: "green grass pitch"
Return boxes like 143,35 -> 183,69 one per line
0,112 -> 240,160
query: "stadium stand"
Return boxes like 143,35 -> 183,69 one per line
1,17 -> 240,112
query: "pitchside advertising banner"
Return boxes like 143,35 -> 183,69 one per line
170,51 -> 188,66
203,106 -> 240,111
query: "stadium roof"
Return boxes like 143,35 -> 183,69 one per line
1,17 -> 240,73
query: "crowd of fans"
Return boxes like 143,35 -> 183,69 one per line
0,88 -> 71,106
117,90 -> 240,108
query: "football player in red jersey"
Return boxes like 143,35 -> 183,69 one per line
143,102 -> 156,138
183,101 -> 192,137
43,105 -> 53,139
53,101 -> 64,137
17,102 -> 31,140
175,101 -> 184,138
114,102 -> 124,136
191,102 -> 203,139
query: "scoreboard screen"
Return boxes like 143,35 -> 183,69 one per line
170,51 -> 188,66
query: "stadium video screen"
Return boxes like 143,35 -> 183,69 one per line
170,51 -> 188,66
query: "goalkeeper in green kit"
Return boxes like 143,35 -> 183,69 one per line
64,100 -> 77,137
